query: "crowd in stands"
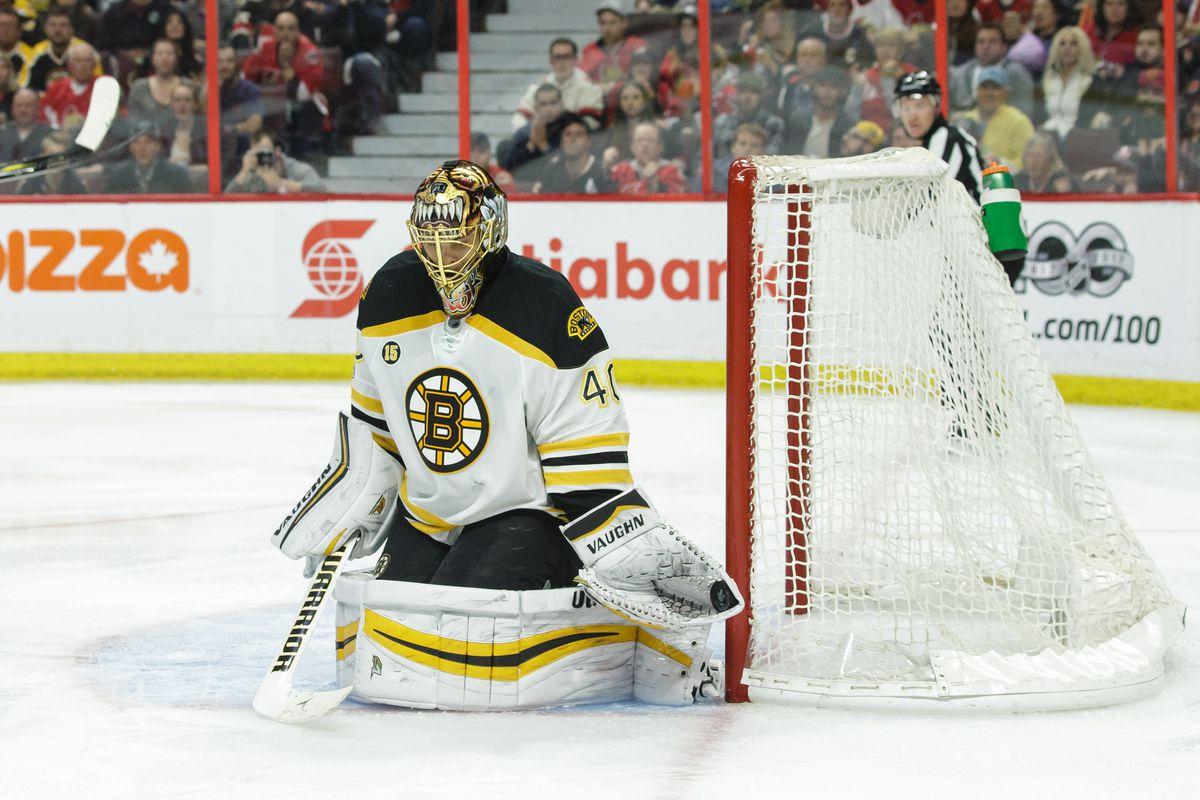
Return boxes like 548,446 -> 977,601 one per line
490,0 -> 1197,196
2,0 -> 1200,196
0,0 -> 437,194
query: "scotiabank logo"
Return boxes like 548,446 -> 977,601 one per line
291,220 -> 375,318
0,229 -> 188,292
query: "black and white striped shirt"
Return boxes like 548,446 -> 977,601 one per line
923,118 -> 985,203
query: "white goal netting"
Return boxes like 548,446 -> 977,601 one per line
740,150 -> 1181,708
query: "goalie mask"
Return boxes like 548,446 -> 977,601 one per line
407,160 -> 508,316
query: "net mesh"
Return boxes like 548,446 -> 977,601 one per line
744,150 -> 1176,692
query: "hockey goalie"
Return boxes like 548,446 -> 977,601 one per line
269,160 -> 742,711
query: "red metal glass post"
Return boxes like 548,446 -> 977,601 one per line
1164,0 -> 1178,192
457,0 -> 471,160
934,0 -> 949,118
698,0 -> 714,194
205,0 -> 220,195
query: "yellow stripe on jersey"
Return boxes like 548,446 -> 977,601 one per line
543,469 -> 634,487
351,388 -> 384,414
400,476 -> 456,535
537,432 -> 630,456
360,310 -> 446,338
363,609 -> 636,681
466,315 -> 556,369
372,433 -> 400,456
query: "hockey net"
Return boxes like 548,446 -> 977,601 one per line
724,150 -> 1182,709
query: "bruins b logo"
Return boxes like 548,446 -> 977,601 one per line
405,368 -> 489,473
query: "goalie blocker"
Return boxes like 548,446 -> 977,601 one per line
271,411 -> 401,562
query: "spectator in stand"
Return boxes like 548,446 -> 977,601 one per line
40,42 -> 98,130
1080,143 -> 1146,192
17,130 -> 87,193
469,131 -> 515,193
737,1 -> 796,96
957,66 -> 1035,169
386,0 -> 435,95
600,81 -> 658,169
0,46 -> 18,124
218,45 -> 264,178
888,0 -> 935,25
20,7 -> 98,92
1177,97 -> 1200,190
701,120 -> 766,193
53,0 -> 97,45
610,121 -> 685,194
128,38 -> 194,132
532,113 -> 613,194
1086,24 -> 1163,132
950,22 -> 1035,117
620,48 -> 664,116
318,0 -> 392,137
0,87 -> 48,161
1029,0 -> 1063,52
948,0 -> 980,67
859,27 -> 918,132
850,0 -> 906,31
658,4 -> 703,120
94,0 -> 170,63
775,36 -> 826,119
241,10 -> 327,157
976,0 -> 1032,24
801,0 -> 875,69
502,82 -> 569,185
105,121 -> 193,193
579,1 -> 647,97
513,38 -> 604,131
0,8 -> 30,80
1084,0 -> 1143,67
785,65 -> 855,157
1014,130 -> 1075,192
714,71 -> 784,156
240,0 -> 318,44
838,118 -> 885,155
151,8 -> 200,80
226,128 -> 326,193
164,82 -> 206,166
1039,26 -> 1096,139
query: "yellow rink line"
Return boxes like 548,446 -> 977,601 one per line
0,353 -> 1197,411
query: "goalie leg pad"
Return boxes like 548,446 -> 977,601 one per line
333,573 -> 639,710
272,411 -> 401,560
634,625 -> 722,706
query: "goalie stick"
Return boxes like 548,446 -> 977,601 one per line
253,533 -> 358,723
0,75 -> 120,183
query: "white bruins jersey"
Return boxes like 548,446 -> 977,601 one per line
350,248 -> 633,541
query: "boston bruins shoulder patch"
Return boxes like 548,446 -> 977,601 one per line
567,307 -> 598,341
405,367 -> 489,473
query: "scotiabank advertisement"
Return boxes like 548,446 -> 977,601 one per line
1,199 -> 1197,383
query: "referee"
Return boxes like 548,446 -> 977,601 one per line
894,71 -> 984,203
894,70 -> 1025,287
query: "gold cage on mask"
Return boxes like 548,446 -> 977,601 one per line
406,217 -> 496,296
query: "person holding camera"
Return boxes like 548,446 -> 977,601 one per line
225,130 -> 327,194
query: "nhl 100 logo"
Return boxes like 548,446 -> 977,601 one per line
1020,221 -> 1134,297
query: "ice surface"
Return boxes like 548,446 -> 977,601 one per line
1,383 -> 1197,799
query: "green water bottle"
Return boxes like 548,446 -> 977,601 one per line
980,162 -> 1027,261
980,162 -> 1027,287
